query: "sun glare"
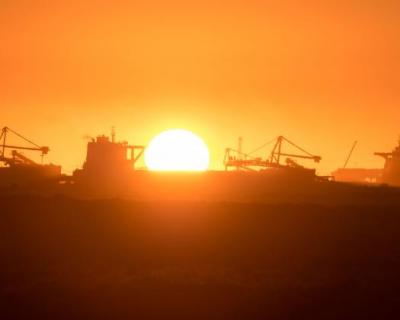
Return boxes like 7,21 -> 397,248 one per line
144,129 -> 210,171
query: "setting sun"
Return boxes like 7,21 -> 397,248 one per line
144,129 -> 210,171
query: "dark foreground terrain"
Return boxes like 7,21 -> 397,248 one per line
1,195 -> 400,319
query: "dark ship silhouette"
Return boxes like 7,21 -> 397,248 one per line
2,126 -> 400,198
375,140 -> 400,186
332,139 -> 400,186
73,132 -> 145,184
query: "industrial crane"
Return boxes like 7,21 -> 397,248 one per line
224,135 -> 321,171
0,127 -> 49,167
269,136 -> 321,166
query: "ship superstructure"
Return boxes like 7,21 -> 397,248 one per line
375,139 -> 400,186
73,132 -> 145,183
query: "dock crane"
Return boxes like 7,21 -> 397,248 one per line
224,135 -> 321,171
269,136 -> 321,167
0,127 -> 49,167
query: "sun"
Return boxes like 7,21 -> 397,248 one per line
144,129 -> 210,171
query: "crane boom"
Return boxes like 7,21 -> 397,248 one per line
343,141 -> 358,168
269,136 -> 321,165
0,127 -> 50,166
1,145 -> 49,153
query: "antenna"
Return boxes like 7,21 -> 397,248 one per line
237,136 -> 243,171
111,126 -> 116,143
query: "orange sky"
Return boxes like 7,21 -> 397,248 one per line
1,1 -> 400,174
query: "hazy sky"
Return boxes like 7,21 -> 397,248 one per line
1,1 -> 400,174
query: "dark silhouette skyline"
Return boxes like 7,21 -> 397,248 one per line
1,1 -> 400,174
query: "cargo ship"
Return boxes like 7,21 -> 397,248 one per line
332,139 -> 400,186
